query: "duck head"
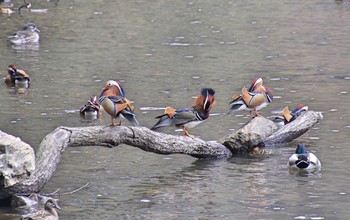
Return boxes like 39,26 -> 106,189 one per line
194,88 -> 216,112
18,0 -> 32,14
101,80 -> 125,98
292,104 -> 308,115
88,96 -> 99,105
295,143 -> 308,154
23,23 -> 40,33
45,198 -> 61,210
249,77 -> 264,92
7,64 -> 17,77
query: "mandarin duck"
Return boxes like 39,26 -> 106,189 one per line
99,80 -> 139,126
151,88 -> 216,137
80,96 -> 101,118
0,3 -> 15,14
21,198 -> 61,220
288,143 -> 321,172
4,64 -> 31,88
273,104 -> 309,128
0,0 -> 31,15
8,22 -> 40,45
228,77 -> 273,117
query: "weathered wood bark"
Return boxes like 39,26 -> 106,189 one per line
220,116 -> 278,154
0,129 -> 70,199
262,111 -> 323,146
0,110 -> 323,200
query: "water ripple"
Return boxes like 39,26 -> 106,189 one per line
140,107 -> 165,111
294,216 -> 325,220
169,43 -> 191,46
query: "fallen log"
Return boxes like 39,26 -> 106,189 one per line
0,110 -> 323,201
262,110 -> 323,146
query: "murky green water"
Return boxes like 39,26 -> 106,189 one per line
1,0 -> 350,219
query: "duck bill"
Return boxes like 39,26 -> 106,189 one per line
54,204 -> 62,210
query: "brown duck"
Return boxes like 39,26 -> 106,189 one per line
21,198 -> 61,220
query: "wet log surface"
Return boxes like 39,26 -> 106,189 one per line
0,111 -> 323,200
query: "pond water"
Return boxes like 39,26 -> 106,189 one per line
0,0 -> 350,219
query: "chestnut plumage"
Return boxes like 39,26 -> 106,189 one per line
99,80 -> 139,126
228,77 -> 273,116
151,88 -> 216,137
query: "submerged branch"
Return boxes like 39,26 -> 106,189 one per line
60,182 -> 89,195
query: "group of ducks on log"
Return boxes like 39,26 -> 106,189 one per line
79,77 -> 305,135
84,78 -> 322,172
6,75 -> 320,220
4,22 -> 321,220
3,64 -> 310,138
3,63 -> 321,166
81,78 -> 273,136
3,23 -> 308,135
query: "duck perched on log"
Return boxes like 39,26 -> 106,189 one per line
21,198 -> 61,220
228,77 -> 273,117
273,104 -> 308,128
99,80 -> 139,126
151,88 -> 216,137
4,64 -> 31,88
8,22 -> 40,45
288,143 -> 321,172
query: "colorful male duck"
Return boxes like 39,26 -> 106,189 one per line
21,198 -> 61,220
8,22 -> 40,45
273,104 -> 308,128
151,88 -> 216,137
228,77 -> 273,116
4,64 -> 31,88
99,80 -> 139,126
80,96 -> 101,118
0,4 -> 15,14
288,143 -> 321,171
0,0 -> 31,14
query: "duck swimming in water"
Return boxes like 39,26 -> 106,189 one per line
21,198 -> 61,220
4,64 -> 31,88
288,143 -> 321,172
8,22 -> 40,45
80,96 -> 101,119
